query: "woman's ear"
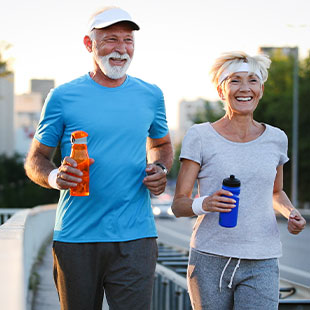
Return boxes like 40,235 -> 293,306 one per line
83,35 -> 93,53
259,83 -> 264,99
217,85 -> 225,100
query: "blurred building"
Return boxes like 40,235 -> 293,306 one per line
0,73 -> 15,156
176,98 -> 222,144
176,98 -> 206,144
31,79 -> 55,105
14,93 -> 42,155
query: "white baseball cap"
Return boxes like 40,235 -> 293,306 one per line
88,7 -> 140,32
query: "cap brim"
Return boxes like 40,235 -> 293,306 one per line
92,20 -> 139,31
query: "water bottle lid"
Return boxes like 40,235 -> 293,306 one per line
71,131 -> 88,144
223,175 -> 241,187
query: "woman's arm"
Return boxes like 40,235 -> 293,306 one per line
172,159 -> 235,218
171,159 -> 200,217
273,165 -> 306,234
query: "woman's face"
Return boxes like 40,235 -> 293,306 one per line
218,72 -> 264,116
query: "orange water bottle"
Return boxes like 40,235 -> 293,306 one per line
70,130 -> 89,196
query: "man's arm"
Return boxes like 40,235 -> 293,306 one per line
24,139 -> 58,188
24,139 -> 85,190
143,133 -> 174,195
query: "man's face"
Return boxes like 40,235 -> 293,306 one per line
91,22 -> 135,79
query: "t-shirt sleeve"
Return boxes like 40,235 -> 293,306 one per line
279,130 -> 289,166
34,88 -> 64,147
180,126 -> 202,165
148,87 -> 169,139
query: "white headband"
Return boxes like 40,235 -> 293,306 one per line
218,62 -> 263,85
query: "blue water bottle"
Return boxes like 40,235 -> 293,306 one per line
219,175 -> 241,228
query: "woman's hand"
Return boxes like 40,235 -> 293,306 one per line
288,209 -> 306,235
202,189 -> 236,213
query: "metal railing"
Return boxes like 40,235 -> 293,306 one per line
152,243 -> 191,310
0,208 -> 22,225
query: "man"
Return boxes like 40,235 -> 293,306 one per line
24,7 -> 173,310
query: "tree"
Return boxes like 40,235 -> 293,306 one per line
255,51 -> 310,204
296,55 -> 310,203
193,100 -> 225,124
0,154 -> 59,208
0,41 -> 12,77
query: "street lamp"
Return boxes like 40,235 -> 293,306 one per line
291,46 -> 299,207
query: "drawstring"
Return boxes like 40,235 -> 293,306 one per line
219,257 -> 241,292
228,258 -> 241,288
219,257 -> 231,292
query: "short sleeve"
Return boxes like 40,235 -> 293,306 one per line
148,87 -> 169,139
279,130 -> 289,166
34,88 -> 64,147
180,126 -> 202,165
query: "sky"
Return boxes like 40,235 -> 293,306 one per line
1,0 -> 310,129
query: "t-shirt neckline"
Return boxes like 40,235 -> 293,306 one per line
207,122 -> 268,145
86,73 -> 129,90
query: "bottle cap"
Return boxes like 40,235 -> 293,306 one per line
71,131 -> 88,144
223,175 -> 241,187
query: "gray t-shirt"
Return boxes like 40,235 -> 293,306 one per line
180,122 -> 289,259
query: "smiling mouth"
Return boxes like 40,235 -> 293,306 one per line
236,97 -> 253,102
110,58 -> 127,65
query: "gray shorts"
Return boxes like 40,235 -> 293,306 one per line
53,238 -> 158,310
187,249 -> 279,310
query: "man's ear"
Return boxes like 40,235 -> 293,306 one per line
83,35 -> 93,53
217,85 -> 225,100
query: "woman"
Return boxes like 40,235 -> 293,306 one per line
172,51 -> 306,310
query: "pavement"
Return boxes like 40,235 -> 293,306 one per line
31,241 -> 109,310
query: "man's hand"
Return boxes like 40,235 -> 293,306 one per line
288,209 -> 306,235
55,156 -> 95,190
143,163 -> 167,196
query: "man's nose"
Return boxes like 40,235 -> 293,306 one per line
114,41 -> 127,54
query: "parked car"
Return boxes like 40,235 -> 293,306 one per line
151,200 -> 174,219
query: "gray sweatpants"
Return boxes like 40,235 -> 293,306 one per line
187,249 -> 279,310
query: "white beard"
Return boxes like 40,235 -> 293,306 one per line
97,52 -> 132,79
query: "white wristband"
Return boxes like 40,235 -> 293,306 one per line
192,195 -> 209,215
48,168 -> 60,190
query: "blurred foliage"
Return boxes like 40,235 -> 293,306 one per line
168,143 -> 181,180
193,100 -> 225,124
0,154 -> 59,208
255,51 -> 310,203
0,41 -> 13,77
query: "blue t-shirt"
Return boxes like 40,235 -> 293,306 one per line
35,74 -> 169,242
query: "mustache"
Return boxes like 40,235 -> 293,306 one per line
106,52 -> 131,61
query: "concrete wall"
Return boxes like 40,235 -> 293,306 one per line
0,204 -> 56,310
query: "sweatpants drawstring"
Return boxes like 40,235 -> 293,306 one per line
219,257 -> 241,292
219,257 -> 231,292
228,258 -> 241,288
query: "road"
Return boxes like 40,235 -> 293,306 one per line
155,217 -> 310,287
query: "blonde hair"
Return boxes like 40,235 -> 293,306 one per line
210,51 -> 271,87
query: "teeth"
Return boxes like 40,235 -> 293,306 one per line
236,97 -> 252,101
